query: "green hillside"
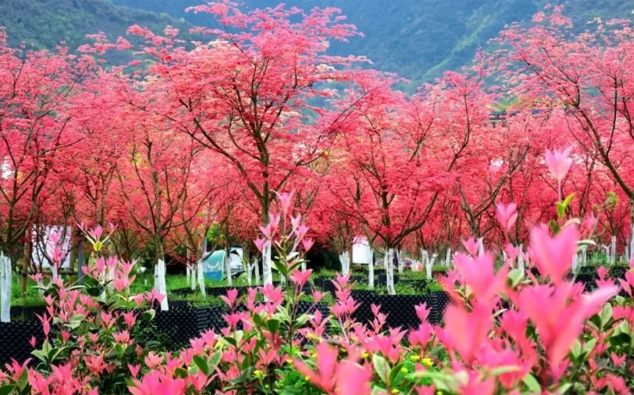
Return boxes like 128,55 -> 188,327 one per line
0,0 -> 187,51
1,0 -> 632,84
111,0 -> 634,84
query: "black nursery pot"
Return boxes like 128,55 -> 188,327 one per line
350,290 -> 449,328
0,321 -> 45,366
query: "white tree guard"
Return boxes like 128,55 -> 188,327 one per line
368,248 -> 375,289
427,253 -> 438,279
197,261 -> 206,298
339,251 -> 350,275
611,236 -> 617,265
445,248 -> 451,267
263,244 -> 273,286
572,253 -> 579,273
155,259 -> 169,311
0,254 -> 11,323
190,265 -> 197,291
420,249 -> 428,268
225,251 -> 233,286
630,225 -> 634,262
396,249 -> 403,274
247,261 -> 253,286
385,248 -> 396,295
477,237 -> 484,257
51,263 -> 58,281
254,257 -> 260,286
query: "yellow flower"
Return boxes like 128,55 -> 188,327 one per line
422,358 -> 433,367
362,352 -> 370,358
305,376 -> 310,381
311,352 -> 317,358
254,369 -> 265,379
436,391 -> 443,395
286,358 -> 293,364
409,355 -> 420,362
400,367 -> 408,374
391,389 -> 399,394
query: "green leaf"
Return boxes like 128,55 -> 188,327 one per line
387,362 -> 404,386
371,386 -> 387,395
193,355 -> 210,376
508,268 -> 524,288
523,373 -> 541,394
0,385 -> 15,395
583,338 -> 598,355
556,194 -> 575,219
209,351 -> 222,371
372,354 -> 389,384
600,303 -> 612,328
558,382 -> 573,394
174,367 -> 188,379
570,339 -> 581,359
489,365 -> 520,376
267,319 -> 281,334
142,309 -> 156,322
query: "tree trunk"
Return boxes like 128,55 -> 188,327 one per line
385,248 -> 396,295
368,249 -> 374,289
197,260 -> 206,298
262,244 -> 272,285
225,248 -> 233,286
254,257 -> 260,286
445,247 -> 451,267
0,254 -> 11,322
21,241 -> 31,299
155,259 -> 169,311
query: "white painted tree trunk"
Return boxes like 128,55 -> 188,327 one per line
247,261 -> 253,286
477,237 -> 484,257
301,261 -> 306,272
253,257 -> 260,286
0,254 -> 11,323
630,225 -> 634,262
155,259 -> 169,311
445,248 -> 451,267
197,260 -> 206,298
368,249 -> 374,289
225,251 -> 232,286
427,254 -> 437,279
611,236 -> 617,265
572,254 -> 579,273
425,257 -> 432,279
420,249 -> 428,268
396,249 -> 403,274
581,247 -> 587,266
339,252 -> 350,275
186,266 -> 191,286
385,248 -> 396,295
51,263 -> 58,281
190,265 -> 196,291
263,244 -> 272,286
517,252 -> 525,273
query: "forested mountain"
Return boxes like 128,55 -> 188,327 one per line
1,0 -> 632,83
0,0 -> 187,51
110,0 -> 634,84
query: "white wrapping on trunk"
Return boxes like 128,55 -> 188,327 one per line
368,248 -> 374,289
197,260 -> 206,298
155,259 -> 169,311
0,254 -> 11,323
263,244 -> 272,285
385,248 -> 396,295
